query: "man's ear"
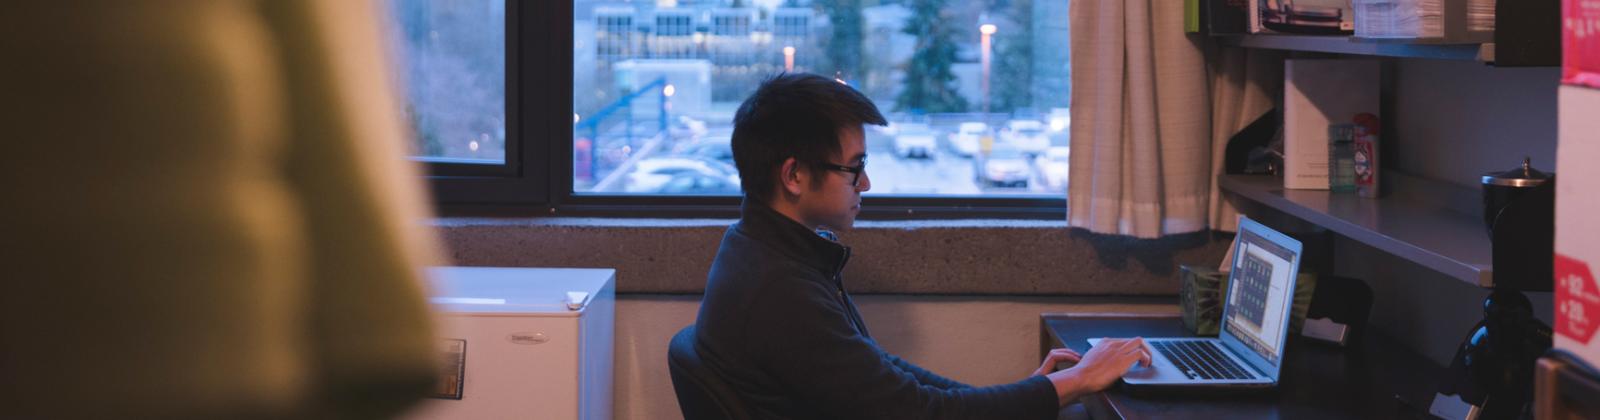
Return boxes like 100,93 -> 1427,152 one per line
779,157 -> 806,197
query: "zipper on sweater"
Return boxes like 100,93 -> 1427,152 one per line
832,247 -> 851,302
832,247 -> 868,336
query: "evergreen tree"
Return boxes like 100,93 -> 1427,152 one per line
896,0 -> 968,113
815,0 -> 865,80
993,0 -> 1033,113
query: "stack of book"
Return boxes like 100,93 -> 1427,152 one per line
1352,0 -> 1494,41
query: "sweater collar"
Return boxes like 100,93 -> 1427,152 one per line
736,199 -> 851,276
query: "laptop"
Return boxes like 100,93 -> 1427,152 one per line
1089,217 -> 1303,389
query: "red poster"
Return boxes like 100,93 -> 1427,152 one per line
1556,253 -> 1600,343
1566,0 -> 1600,88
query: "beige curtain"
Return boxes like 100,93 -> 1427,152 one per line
2,1 -> 440,418
1067,0 -> 1279,237
1207,47 -> 1282,233
1068,0 -> 1211,238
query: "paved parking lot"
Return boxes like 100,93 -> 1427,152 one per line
581,117 -> 1069,196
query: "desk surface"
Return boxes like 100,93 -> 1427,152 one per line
1043,313 -> 1444,420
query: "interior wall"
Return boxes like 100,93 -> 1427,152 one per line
435,221 -> 1222,418
610,295 -> 1174,420
1392,59 -> 1560,188
1333,59 -> 1560,364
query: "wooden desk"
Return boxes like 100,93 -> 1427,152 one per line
1043,313 -> 1445,419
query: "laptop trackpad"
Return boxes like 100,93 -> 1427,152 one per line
1084,338 -> 1162,379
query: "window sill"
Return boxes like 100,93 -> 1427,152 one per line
432,217 -> 1229,295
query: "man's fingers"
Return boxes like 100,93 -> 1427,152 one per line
1045,349 -> 1081,365
1104,339 -> 1150,369
1051,353 -> 1080,364
1131,338 -> 1150,366
1105,337 -> 1143,350
1117,338 -> 1148,365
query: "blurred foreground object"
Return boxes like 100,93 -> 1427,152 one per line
0,1 -> 442,418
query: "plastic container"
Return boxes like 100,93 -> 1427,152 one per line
1352,114 -> 1380,198
1328,123 -> 1357,192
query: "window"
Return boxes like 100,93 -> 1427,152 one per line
393,0 -> 1069,217
390,0 -> 506,164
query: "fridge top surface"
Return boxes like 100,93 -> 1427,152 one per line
426,267 -> 615,315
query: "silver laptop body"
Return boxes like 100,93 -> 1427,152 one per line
1089,217 -> 1304,389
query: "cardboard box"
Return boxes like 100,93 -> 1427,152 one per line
1564,0 -> 1600,88
1555,85 -> 1600,370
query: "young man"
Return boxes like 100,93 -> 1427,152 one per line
694,73 -> 1151,419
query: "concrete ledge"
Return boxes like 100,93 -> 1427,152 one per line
435,218 -> 1230,295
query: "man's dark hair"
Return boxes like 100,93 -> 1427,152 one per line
731,73 -> 886,204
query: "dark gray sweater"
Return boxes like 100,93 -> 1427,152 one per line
693,200 -> 1059,420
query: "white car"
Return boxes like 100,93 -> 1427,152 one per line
1036,146 -> 1070,192
949,122 -> 989,157
973,144 -> 1032,188
892,123 -> 938,159
624,157 -> 740,194
668,115 -> 708,140
1001,120 -> 1050,156
872,121 -> 899,136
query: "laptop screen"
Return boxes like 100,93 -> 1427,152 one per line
1220,223 -> 1299,368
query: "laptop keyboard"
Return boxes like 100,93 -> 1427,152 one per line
1152,340 -> 1255,381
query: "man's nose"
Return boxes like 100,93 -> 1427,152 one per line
858,170 -> 871,192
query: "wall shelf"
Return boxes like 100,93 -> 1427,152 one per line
1217,35 -> 1488,62
1219,174 -> 1493,287
1208,0 -> 1559,66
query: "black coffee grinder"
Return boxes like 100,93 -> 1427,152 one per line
1430,158 -> 1556,420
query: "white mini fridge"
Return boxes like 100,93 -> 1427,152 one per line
405,267 -> 616,420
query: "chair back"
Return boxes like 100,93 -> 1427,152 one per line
667,325 -> 753,420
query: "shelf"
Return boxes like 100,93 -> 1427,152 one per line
1219,174 -> 1493,287
1208,1 -> 1558,66
1217,35 -> 1488,62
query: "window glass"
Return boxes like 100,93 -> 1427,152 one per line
573,0 -> 1070,196
389,0 -> 507,164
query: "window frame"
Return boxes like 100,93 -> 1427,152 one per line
426,0 -> 1067,220
424,0 -> 547,205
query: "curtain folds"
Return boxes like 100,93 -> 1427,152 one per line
1207,47 -> 1282,233
1067,0 -> 1279,237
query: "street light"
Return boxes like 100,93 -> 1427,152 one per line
783,46 -> 795,72
979,23 -> 997,116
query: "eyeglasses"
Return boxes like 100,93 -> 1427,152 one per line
816,159 -> 867,187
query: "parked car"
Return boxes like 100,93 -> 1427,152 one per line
675,133 -> 733,165
624,156 -> 740,194
872,121 -> 900,136
973,144 -> 1032,188
1036,146 -> 1070,192
892,123 -> 938,159
948,122 -> 988,157
668,115 -> 708,140
1001,120 -> 1050,156
655,172 -> 741,194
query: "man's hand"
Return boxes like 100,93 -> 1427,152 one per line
1044,337 -> 1152,406
1032,348 -> 1082,377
